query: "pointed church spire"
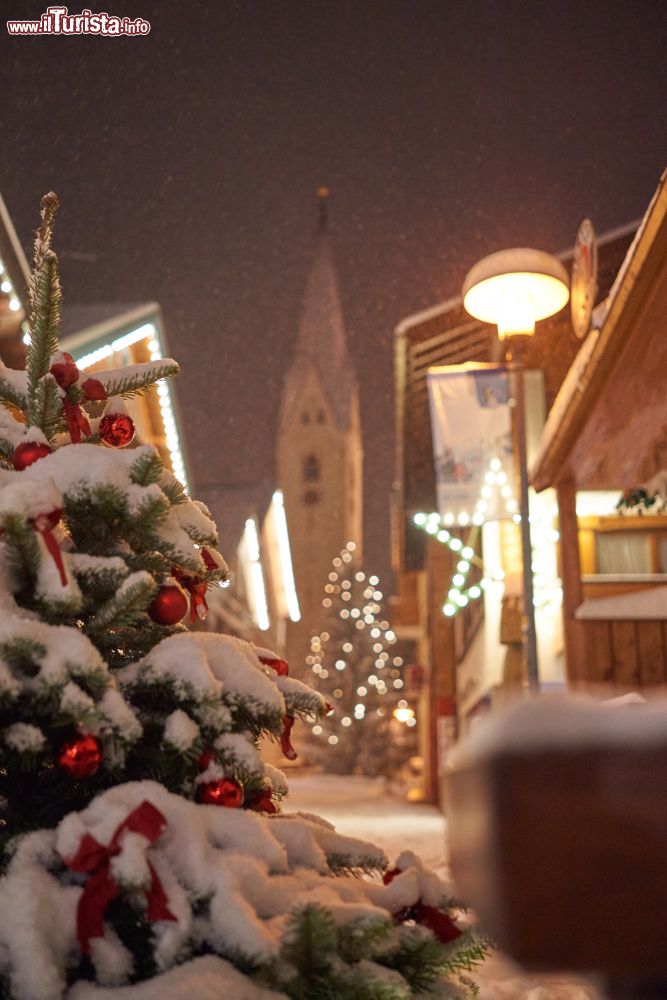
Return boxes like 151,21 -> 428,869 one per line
280,192 -> 357,431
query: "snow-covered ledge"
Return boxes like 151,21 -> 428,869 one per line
575,584 -> 667,620
447,693 -> 667,767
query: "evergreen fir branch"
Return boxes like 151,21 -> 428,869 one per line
64,485 -> 128,552
128,493 -> 170,537
72,558 -> 130,602
65,663 -> 110,700
0,438 -> 14,468
0,514 -> 40,593
281,905 -> 338,980
0,637 -> 46,675
87,572 -> 157,630
97,363 -> 179,399
379,926 -> 489,995
122,549 -> 173,577
130,450 -> 164,487
160,476 -> 187,506
337,918 -> 393,964
28,372 -> 63,442
326,851 -> 387,876
229,700 -> 283,739
0,378 -> 28,413
26,253 -> 61,421
458,973 -> 481,999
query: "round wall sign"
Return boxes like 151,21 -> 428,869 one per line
571,218 -> 598,338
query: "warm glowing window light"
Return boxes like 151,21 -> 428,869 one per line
74,322 -> 189,491
244,517 -> 270,631
271,490 -> 301,622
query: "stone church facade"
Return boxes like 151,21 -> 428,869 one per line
277,203 -> 363,673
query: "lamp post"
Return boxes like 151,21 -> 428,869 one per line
461,249 -> 569,689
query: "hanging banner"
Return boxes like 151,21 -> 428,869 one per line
427,364 -> 515,524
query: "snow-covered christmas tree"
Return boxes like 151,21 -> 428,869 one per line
307,543 -> 417,778
0,195 -> 487,999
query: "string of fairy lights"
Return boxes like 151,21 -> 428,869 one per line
307,542 -> 415,745
414,456 -> 562,618
0,257 -> 22,317
413,456 -> 516,617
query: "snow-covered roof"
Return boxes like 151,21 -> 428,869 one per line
531,169 -> 667,492
60,302 -> 161,349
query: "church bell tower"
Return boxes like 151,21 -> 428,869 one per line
277,189 -> 363,673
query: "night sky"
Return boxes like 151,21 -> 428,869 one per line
2,0 -> 665,576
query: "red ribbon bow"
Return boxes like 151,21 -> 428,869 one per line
63,800 -> 177,954
50,355 -> 108,444
172,567 -> 209,623
257,656 -> 298,761
30,508 -> 67,587
259,655 -> 289,677
62,397 -> 91,444
382,867 -> 462,945
280,714 -> 298,761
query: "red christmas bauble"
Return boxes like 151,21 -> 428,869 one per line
81,377 -> 107,401
99,412 -> 135,448
197,778 -> 244,808
148,584 -> 188,625
12,441 -> 53,470
58,733 -> 102,779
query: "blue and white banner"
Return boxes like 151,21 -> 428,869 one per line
427,364 -> 515,524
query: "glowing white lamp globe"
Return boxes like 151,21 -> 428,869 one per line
462,248 -> 569,338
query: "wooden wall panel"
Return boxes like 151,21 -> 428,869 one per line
586,621 -> 613,685
637,622 -> 666,687
610,622 -> 640,689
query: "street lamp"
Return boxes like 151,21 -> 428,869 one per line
462,248 -> 569,688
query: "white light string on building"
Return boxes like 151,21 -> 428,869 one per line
414,468 -> 562,618
0,256 -> 22,314
413,456 -> 515,616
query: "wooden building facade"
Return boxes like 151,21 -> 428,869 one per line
531,171 -> 667,690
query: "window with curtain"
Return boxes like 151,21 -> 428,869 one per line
596,533 -> 651,574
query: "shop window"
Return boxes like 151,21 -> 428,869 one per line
596,532 -> 651,574
303,454 -> 320,483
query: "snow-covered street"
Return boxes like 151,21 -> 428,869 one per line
285,774 -> 603,1000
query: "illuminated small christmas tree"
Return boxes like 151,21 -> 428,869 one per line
307,542 -> 418,777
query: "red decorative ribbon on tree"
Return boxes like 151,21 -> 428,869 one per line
259,654 -> 289,677
29,508 -> 67,586
172,567 -> 209,623
257,655 -> 299,760
383,867 -> 463,945
50,352 -> 108,444
62,800 -> 177,954
279,714 -> 298,761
